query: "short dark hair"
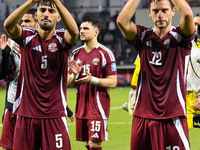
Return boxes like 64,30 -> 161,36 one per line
196,13 -> 200,17
37,0 -> 56,8
82,17 -> 101,31
148,0 -> 174,9
26,8 -> 37,22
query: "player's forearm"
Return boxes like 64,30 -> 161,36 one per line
67,74 -> 76,87
171,0 -> 194,36
4,0 -> 36,38
117,0 -> 140,26
96,75 -> 117,89
53,1 -> 79,43
116,0 -> 139,41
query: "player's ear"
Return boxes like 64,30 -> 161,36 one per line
57,15 -> 61,22
171,7 -> 175,17
95,29 -> 99,36
148,9 -> 152,17
35,12 -> 38,20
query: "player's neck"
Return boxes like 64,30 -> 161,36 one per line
37,26 -> 55,40
155,25 -> 171,38
84,39 -> 98,52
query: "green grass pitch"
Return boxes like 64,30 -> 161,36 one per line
0,87 -> 200,150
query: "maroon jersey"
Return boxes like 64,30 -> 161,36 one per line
69,43 -> 117,119
13,27 -> 72,118
127,25 -> 194,119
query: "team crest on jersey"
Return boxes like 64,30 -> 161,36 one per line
48,43 -> 58,52
92,58 -> 100,65
163,39 -> 170,49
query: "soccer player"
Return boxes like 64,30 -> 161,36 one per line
0,8 -> 38,150
186,14 -> 200,130
68,18 -> 117,150
3,0 -> 79,149
117,0 -> 194,149
122,54 -> 140,115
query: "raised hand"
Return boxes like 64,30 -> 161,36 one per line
0,34 -> 7,50
68,60 -> 82,75
193,97 -> 200,110
11,44 -> 20,56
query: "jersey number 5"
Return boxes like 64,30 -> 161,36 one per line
55,134 -> 63,148
41,55 -> 48,69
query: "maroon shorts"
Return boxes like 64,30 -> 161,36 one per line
13,116 -> 71,150
131,116 -> 190,150
76,118 -> 108,142
0,109 -> 17,149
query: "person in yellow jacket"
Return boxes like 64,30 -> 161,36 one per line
122,54 -> 140,115
186,14 -> 200,130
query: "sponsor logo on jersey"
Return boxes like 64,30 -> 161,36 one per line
111,63 -> 117,71
91,133 -> 99,138
76,59 -> 81,64
33,45 -> 42,52
92,58 -> 100,65
163,39 -> 170,49
146,40 -> 152,47
48,43 -> 58,52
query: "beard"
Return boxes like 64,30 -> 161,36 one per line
155,20 -> 169,30
39,24 -> 53,31
80,36 -> 88,42
80,39 -> 87,42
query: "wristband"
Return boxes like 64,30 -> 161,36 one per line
71,73 -> 79,80
90,76 -> 99,85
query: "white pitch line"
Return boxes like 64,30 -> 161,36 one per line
110,106 -> 122,110
67,121 -> 132,126
0,122 -> 132,127
0,106 -> 126,127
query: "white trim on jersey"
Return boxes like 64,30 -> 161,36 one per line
184,55 -> 190,84
176,69 -> 187,117
170,30 -> 181,43
60,75 -> 68,117
99,44 -> 116,62
96,91 -> 108,140
134,72 -> 142,111
173,117 -> 190,150
96,91 -> 107,120
22,27 -> 36,33
70,45 -> 84,60
56,34 -> 66,48
24,33 -> 38,46
61,116 -> 69,134
99,51 -> 107,68
55,28 -> 66,33
140,30 -> 146,43
13,76 -> 25,113
103,119 -> 108,141
71,45 -> 84,54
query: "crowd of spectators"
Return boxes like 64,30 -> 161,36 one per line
1,1 -> 200,67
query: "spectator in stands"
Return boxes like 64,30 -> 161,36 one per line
103,31 -> 114,49
108,17 -> 117,39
